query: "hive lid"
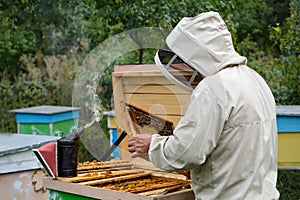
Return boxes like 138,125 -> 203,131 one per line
0,133 -> 59,174
276,106 -> 300,117
10,105 -> 81,114
0,133 -> 59,157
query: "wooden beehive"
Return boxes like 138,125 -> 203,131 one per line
112,64 -> 194,160
43,160 -> 194,200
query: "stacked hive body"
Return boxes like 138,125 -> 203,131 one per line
276,106 -> 300,169
112,64 -> 194,159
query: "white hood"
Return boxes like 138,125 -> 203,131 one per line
150,12 -> 279,199
166,11 -> 247,77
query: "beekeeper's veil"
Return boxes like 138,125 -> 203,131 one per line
155,12 -> 247,92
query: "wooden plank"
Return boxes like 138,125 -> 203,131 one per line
138,183 -> 190,196
77,166 -> 133,174
57,169 -> 144,183
121,104 -> 188,116
121,75 -> 198,85
277,116 -> 300,133
121,181 -> 187,194
112,75 -> 132,160
78,172 -> 152,186
122,76 -> 173,85
124,84 -> 191,94
113,65 -> 195,78
125,94 -> 191,106
77,160 -> 133,171
114,64 -> 158,71
112,81 -> 138,137
278,132 -> 300,169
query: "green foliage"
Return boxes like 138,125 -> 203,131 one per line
277,170 -> 300,199
0,14 -> 36,74
270,0 -> 300,56
0,0 -> 94,76
0,73 -> 55,132
250,55 -> 300,105
0,51 -> 78,132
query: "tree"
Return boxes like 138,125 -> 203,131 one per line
0,0 -> 94,77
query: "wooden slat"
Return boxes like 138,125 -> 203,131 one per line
138,183 -> 189,196
120,182 -> 185,194
121,76 -> 199,86
112,75 -> 133,160
123,84 -> 191,94
77,166 -> 133,174
125,94 -> 191,106
114,64 -> 159,72
77,160 -> 133,171
78,172 -> 152,186
57,169 -> 144,183
113,76 -> 138,136
123,104 -> 188,116
122,76 -> 173,85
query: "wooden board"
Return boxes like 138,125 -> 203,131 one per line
123,84 -> 190,94
278,132 -> 300,169
122,76 -> 198,88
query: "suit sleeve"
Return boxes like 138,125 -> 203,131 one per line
149,82 -> 226,171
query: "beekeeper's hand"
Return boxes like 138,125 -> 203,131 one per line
128,134 -> 152,159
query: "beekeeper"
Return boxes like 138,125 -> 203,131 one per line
128,11 -> 279,199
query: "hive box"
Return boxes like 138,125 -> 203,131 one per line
11,105 -> 80,136
112,64 -> 193,160
0,133 -> 59,200
276,106 -> 300,169
43,159 -> 194,200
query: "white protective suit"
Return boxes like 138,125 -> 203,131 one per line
150,12 -> 280,200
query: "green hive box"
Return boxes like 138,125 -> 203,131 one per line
11,105 -> 81,137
